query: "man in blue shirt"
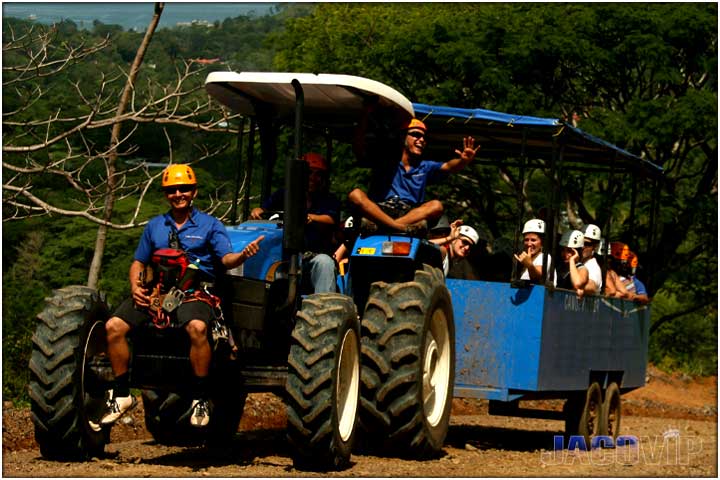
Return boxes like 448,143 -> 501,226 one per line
101,164 -> 264,428
251,152 -> 340,293
347,118 -> 480,233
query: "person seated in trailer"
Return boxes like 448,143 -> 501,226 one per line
430,217 -> 481,279
102,164 -> 264,429
556,229 -> 590,298
347,118 -> 480,236
250,152 -> 340,293
604,241 -> 631,298
514,218 -> 555,285
581,224 -> 604,295
622,251 -> 650,304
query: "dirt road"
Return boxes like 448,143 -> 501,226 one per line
3,366 -> 717,477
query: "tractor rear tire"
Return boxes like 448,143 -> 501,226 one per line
29,286 -> 111,460
360,264 -> 455,458
286,293 -> 360,471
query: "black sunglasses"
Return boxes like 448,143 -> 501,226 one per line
163,185 -> 195,194
407,130 -> 425,139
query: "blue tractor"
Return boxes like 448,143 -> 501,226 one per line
29,71 -> 658,467
28,72 -> 454,468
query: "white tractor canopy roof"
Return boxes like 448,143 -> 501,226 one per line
205,71 -> 414,136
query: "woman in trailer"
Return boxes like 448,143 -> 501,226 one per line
556,229 -> 590,298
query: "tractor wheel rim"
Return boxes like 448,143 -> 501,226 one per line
82,321 -> 106,433
336,328 -> 359,442
423,308 -> 451,427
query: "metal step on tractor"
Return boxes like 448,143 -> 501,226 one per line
29,72 -> 455,470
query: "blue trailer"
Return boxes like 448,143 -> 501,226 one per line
449,281 -> 649,401
414,103 -> 662,446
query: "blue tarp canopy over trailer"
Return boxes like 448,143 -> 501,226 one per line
413,103 -> 664,179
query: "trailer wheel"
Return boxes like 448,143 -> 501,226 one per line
577,382 -> 602,447
286,293 -> 360,470
29,286 -> 112,460
360,265 -> 454,458
600,382 -> 621,443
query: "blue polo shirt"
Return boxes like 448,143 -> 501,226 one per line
134,207 -> 233,278
373,160 -> 445,205
632,277 -> 648,296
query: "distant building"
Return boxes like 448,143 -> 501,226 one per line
176,19 -> 215,28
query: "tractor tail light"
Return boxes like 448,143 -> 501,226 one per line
381,241 -> 411,256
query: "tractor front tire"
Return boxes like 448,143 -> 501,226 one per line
29,286 -> 111,460
142,390 -> 202,446
143,384 -> 246,446
360,265 -> 455,458
286,293 -> 360,470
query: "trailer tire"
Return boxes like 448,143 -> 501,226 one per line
577,382 -> 602,447
29,286 -> 112,460
600,382 -> 621,443
360,265 -> 454,458
286,293 -> 360,470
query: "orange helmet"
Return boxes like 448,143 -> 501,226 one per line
404,118 -> 427,132
162,164 -> 197,187
609,241 -> 629,261
302,152 -> 327,171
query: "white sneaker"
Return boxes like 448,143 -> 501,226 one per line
100,395 -> 137,425
190,399 -> 210,427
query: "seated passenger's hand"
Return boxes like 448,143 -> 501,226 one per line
455,137 -> 481,163
570,250 -> 580,263
514,251 -> 531,267
132,285 -> 150,308
243,235 -> 265,259
250,207 -> 264,220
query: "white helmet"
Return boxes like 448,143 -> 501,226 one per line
560,230 -> 585,249
457,225 -> 479,245
522,218 -> 545,235
584,224 -> 601,241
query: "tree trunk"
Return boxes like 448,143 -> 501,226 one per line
87,3 -> 165,289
